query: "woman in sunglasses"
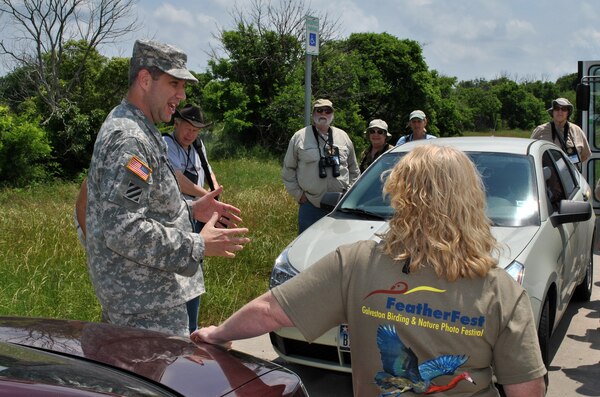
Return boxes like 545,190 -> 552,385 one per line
359,119 -> 394,172
531,97 -> 591,170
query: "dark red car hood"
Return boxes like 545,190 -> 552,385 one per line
0,317 -> 301,396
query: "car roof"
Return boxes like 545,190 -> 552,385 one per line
390,136 -> 539,155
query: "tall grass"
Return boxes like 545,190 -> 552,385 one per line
0,158 -> 297,326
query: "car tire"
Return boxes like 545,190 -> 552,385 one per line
573,246 -> 593,302
537,297 -> 551,367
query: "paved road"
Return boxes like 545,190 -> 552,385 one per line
234,256 -> 600,396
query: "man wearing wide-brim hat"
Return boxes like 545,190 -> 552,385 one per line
85,39 -> 249,336
164,103 -> 218,203
282,98 -> 360,234
531,97 -> 590,169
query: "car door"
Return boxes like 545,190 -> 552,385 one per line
542,148 -> 582,316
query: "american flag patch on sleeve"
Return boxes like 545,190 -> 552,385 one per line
126,155 -> 152,182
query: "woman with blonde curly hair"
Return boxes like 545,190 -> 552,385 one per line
383,144 -> 499,281
192,145 -> 546,397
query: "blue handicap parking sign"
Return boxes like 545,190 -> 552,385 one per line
309,33 -> 316,46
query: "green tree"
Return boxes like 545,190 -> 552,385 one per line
0,105 -> 52,186
0,0 -> 139,116
455,79 -> 502,131
492,78 -> 544,130
317,33 -> 435,139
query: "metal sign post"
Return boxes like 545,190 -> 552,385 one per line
304,16 -> 319,126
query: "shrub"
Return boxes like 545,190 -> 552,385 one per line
0,106 -> 52,187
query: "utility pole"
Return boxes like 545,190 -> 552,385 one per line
304,16 -> 319,125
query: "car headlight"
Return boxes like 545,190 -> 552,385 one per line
269,247 -> 300,289
504,260 -> 525,285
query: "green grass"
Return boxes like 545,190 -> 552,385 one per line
0,158 -> 297,326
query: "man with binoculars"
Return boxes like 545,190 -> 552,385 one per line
282,99 -> 360,234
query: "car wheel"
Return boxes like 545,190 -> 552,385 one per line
537,297 -> 551,367
573,247 -> 593,302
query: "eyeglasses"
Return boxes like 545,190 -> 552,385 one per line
553,106 -> 570,112
315,108 -> 333,114
369,129 -> 386,135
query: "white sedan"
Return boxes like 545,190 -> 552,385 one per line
269,137 -> 595,372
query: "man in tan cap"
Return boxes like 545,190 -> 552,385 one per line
396,110 -> 436,145
531,97 -> 590,170
85,39 -> 250,336
282,98 -> 360,234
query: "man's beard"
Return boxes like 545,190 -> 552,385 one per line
313,113 -> 334,127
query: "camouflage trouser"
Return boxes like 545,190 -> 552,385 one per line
106,303 -> 189,336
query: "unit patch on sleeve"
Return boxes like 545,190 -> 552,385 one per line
126,155 -> 152,181
124,182 -> 143,203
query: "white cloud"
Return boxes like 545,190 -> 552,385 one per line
505,19 -> 535,40
325,1 -> 379,35
153,3 -> 195,27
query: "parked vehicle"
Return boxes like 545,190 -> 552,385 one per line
0,316 -> 308,397
269,137 -> 594,372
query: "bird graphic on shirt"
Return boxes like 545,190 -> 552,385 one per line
375,324 -> 475,396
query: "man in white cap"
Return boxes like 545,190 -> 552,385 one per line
531,97 -> 590,170
85,39 -> 250,336
282,98 -> 360,234
396,110 -> 436,145
359,119 -> 394,172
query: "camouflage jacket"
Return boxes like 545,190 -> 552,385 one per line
86,100 -> 205,314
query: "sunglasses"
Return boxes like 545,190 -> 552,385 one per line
553,106 -> 570,112
369,129 -> 386,135
315,108 -> 333,114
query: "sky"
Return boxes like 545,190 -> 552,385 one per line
1,0 -> 600,82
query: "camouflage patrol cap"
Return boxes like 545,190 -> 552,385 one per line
131,39 -> 198,83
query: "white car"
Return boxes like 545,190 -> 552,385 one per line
269,137 -> 595,372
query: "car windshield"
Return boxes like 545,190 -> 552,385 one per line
339,151 -> 539,227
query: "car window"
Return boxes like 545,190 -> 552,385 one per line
339,151 -> 539,227
548,149 -> 578,198
542,151 -> 567,213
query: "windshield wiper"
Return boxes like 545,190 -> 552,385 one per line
338,207 -> 387,220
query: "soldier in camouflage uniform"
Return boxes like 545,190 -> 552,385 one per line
86,40 -> 250,336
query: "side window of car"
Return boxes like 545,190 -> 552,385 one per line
548,149 -> 577,198
542,151 -> 566,213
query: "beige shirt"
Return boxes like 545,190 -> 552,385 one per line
273,241 -> 546,396
282,126 -> 360,207
531,121 -> 591,162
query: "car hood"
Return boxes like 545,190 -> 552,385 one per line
0,317 -> 299,397
288,215 -> 539,271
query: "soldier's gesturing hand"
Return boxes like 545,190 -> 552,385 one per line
200,212 -> 250,258
191,186 -> 242,227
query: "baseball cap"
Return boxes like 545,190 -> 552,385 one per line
409,110 -> 426,120
131,39 -> 198,83
313,98 -> 334,110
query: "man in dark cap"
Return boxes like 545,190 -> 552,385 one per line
85,39 -> 250,336
164,104 -> 219,206
163,103 -> 220,334
531,97 -> 591,170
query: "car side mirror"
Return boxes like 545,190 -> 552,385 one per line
576,83 -> 590,111
320,192 -> 343,212
550,200 -> 592,227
